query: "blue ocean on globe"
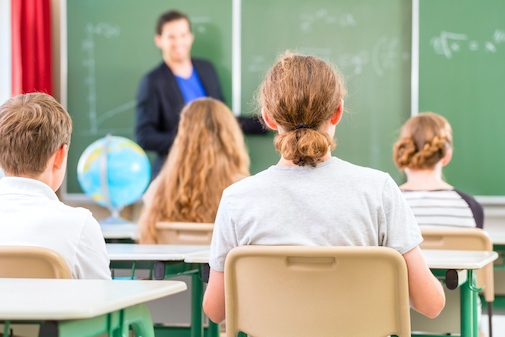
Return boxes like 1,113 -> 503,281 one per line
77,135 -> 151,209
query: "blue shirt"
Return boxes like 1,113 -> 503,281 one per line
175,69 -> 207,104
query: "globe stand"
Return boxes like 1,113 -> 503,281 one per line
97,134 -> 136,226
99,208 -> 135,225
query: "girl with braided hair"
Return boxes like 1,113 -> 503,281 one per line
393,112 -> 483,228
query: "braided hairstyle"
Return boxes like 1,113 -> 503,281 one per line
393,112 -> 453,170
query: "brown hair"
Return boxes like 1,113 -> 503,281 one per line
139,98 -> 250,243
393,112 -> 452,170
259,52 -> 346,166
0,93 -> 72,176
156,10 -> 191,35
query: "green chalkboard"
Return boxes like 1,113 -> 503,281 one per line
66,0 -> 232,194
419,0 -> 505,196
240,0 -> 413,181
66,0 -> 412,194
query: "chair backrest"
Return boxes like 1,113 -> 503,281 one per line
155,221 -> 214,245
0,246 -> 72,279
419,226 -> 494,301
225,246 -> 411,337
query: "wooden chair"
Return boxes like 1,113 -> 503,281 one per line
0,246 -> 72,279
155,221 -> 214,245
413,226 -> 494,337
224,245 -> 411,337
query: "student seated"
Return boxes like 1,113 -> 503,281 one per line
0,93 -> 111,279
139,98 -> 250,244
203,52 -> 445,323
393,112 -> 483,228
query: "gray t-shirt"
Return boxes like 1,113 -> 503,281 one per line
209,157 -> 422,272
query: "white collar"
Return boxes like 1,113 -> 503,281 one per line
0,177 -> 59,201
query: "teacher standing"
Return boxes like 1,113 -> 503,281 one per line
135,10 -> 224,177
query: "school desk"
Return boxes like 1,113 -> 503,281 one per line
421,249 -> 498,337
0,278 -> 186,337
106,244 -> 216,337
100,223 -> 138,243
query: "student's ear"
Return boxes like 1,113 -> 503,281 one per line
441,147 -> 453,167
330,99 -> 344,125
53,145 -> 68,170
261,108 -> 278,130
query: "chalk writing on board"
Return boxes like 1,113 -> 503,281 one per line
494,29 -> 505,43
338,51 -> 369,76
300,9 -> 357,33
246,36 -> 406,78
191,16 -> 211,34
431,29 -> 505,59
338,37 -> 407,78
82,23 -> 134,135
247,55 -> 270,74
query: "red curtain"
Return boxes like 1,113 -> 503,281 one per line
11,0 -> 53,96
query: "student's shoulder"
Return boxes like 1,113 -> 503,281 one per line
222,168 -> 275,197
454,189 -> 480,203
334,157 -> 391,182
453,189 -> 484,220
51,200 -> 97,224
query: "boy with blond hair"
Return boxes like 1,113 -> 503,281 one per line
0,93 -> 110,279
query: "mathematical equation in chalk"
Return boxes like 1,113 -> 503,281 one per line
431,29 -> 505,59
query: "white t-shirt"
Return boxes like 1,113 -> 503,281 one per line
0,177 -> 111,279
209,157 -> 422,272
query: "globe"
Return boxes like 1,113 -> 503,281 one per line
77,135 -> 151,221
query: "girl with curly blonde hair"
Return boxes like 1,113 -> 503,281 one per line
393,112 -> 483,228
139,98 -> 250,243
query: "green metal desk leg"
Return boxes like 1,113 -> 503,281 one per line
191,273 -> 204,337
38,304 -> 154,337
44,313 -> 111,337
208,320 -> 220,337
3,321 -> 10,337
460,269 -> 477,337
121,304 -> 155,337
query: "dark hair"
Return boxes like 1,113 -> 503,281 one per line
156,10 -> 191,35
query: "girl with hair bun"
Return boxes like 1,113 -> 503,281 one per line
393,112 -> 483,228
203,52 -> 445,323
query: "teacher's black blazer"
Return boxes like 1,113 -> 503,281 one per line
135,59 -> 224,175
